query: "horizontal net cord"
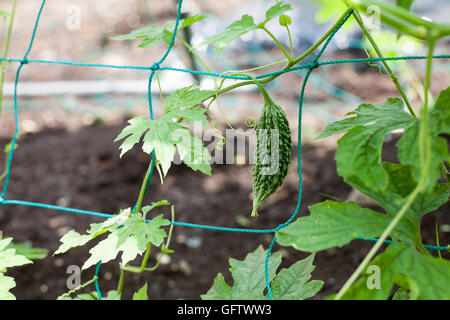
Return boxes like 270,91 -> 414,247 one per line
1,198 -> 447,251
0,55 -> 448,80
3,0 -> 449,300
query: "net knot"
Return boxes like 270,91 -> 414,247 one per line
20,58 -> 29,65
151,63 -> 160,71
309,61 -> 319,70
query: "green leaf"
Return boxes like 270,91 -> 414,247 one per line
202,245 -> 322,300
201,273 -> 232,300
0,10 -> 9,20
0,238 -> 32,270
0,238 -> 33,300
114,116 -> 153,157
276,201 -> 393,252
56,205 -> 171,270
54,230 -> 92,255
116,213 -> 170,252
82,234 -> 122,270
279,15 -> 292,27
271,254 -> 323,300
115,115 -> 211,176
202,15 -> 257,55
314,0 -> 355,30
396,0 -> 414,11
397,116 -> 449,191
4,141 -> 18,154
202,1 -> 291,55
339,243 -> 450,300
202,245 -> 282,300
317,98 -> 412,139
338,162 -> 449,242
164,85 -> 213,124
0,274 -> 15,300
103,290 -> 122,300
264,1 -> 292,22
162,15 -> 206,45
111,15 -> 205,48
430,86 -> 450,134
170,123 -> 212,175
142,200 -> 170,215
6,242 -> 48,260
133,283 -> 149,300
318,98 -> 413,191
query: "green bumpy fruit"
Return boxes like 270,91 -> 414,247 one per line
251,88 -> 292,218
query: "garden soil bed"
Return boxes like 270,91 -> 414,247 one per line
0,122 -> 448,300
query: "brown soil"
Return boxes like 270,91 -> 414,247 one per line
0,122 -> 448,300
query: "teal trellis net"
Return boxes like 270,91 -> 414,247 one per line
0,0 -> 448,300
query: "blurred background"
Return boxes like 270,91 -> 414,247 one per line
0,0 -> 448,300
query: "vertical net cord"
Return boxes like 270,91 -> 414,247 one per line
1,0 -> 47,200
95,0 -> 184,299
0,0 -> 448,301
265,10 -> 353,300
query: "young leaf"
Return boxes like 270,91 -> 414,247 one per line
161,15 -> 206,44
0,10 -> 9,20
202,1 -> 291,55
338,243 -> 450,300
202,245 -> 322,300
133,283 -> 149,300
202,15 -> 257,55
264,1 -> 292,22
276,201 -> 396,252
111,15 -> 205,48
116,214 -> 170,252
54,230 -> 92,255
164,85 -> 213,124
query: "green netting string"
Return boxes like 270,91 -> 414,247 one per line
0,0 -> 448,301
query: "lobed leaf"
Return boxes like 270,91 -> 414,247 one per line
319,98 -> 413,191
276,201 -> 394,252
202,245 -> 322,300
338,243 -> 450,300
133,283 -> 149,300
111,15 -> 205,48
202,1 -> 291,55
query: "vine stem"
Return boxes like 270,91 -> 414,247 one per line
335,186 -> 421,299
336,37 -> 437,300
116,269 -> 125,294
176,34 -> 214,73
285,25 -> 294,60
261,26 -> 292,61
134,157 -> 154,214
351,9 -> 416,119
0,0 -> 17,115
209,8 -> 353,98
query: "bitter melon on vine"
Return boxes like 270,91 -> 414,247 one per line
251,83 -> 292,217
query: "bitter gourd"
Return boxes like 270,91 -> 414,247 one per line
251,83 -> 292,217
